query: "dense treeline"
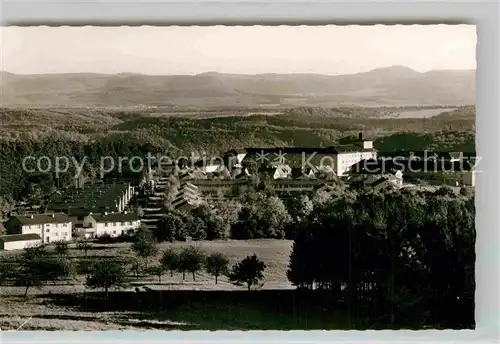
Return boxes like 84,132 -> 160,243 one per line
0,136 -> 163,202
287,188 -> 475,329
0,106 -> 475,206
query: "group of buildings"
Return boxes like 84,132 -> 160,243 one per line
0,133 -> 476,251
159,134 -> 476,211
0,181 -> 142,251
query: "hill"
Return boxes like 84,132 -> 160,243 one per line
0,66 -> 475,107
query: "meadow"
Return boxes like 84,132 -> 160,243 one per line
0,239 -> 303,331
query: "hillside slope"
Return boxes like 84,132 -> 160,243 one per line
0,66 -> 476,107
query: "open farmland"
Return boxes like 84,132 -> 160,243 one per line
0,240 -> 305,331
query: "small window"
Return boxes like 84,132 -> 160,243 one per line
121,222 -> 125,226
55,232 -> 59,236
55,224 -> 59,228
46,228 -> 50,233
105,223 -> 108,227
113,222 -> 117,226
113,230 -> 116,234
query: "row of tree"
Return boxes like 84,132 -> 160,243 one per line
128,226 -> 267,290
0,238 -> 267,297
286,187 -> 475,329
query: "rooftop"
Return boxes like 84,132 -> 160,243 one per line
0,233 -> 42,242
10,213 -> 71,225
90,212 -> 140,223
46,182 -> 130,212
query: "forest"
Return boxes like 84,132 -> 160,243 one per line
287,187 -> 475,329
0,105 -> 475,212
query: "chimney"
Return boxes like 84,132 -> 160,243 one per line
52,213 -> 55,218
30,214 -> 34,219
104,211 -> 108,215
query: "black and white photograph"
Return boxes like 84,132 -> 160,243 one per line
0,24 -> 476,331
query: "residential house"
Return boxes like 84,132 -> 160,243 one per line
223,149 -> 248,169
46,182 -> 135,215
271,164 -> 293,179
4,213 -> 72,244
82,212 -> 141,239
171,182 -> 205,211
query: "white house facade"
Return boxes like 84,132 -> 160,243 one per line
5,214 -> 73,244
82,212 -> 141,238
336,150 -> 378,176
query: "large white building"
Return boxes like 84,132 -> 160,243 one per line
335,147 -> 377,176
82,211 -> 141,238
231,134 -> 377,177
4,213 -> 73,244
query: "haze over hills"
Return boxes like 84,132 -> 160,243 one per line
0,66 -> 475,108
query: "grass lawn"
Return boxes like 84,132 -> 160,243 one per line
0,239 -> 318,330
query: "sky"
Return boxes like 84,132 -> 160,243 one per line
0,25 -> 477,75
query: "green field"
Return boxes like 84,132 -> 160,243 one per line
0,239 -> 313,331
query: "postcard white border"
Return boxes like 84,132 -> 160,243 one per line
0,1 -> 499,343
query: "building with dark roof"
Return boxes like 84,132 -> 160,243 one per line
82,211 -> 141,239
235,135 -> 377,176
4,213 -> 72,244
46,182 -> 134,215
171,182 -> 205,210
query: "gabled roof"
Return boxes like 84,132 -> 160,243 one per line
9,213 -> 71,225
90,212 -> 139,223
174,191 -> 199,202
67,208 -> 92,217
179,182 -> 200,192
172,197 -> 203,210
233,149 -> 247,155
0,233 -> 42,242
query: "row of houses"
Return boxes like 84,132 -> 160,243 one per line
45,182 -> 135,216
176,138 -> 476,190
0,211 -> 141,251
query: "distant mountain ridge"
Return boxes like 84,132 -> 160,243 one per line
0,66 -> 476,107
